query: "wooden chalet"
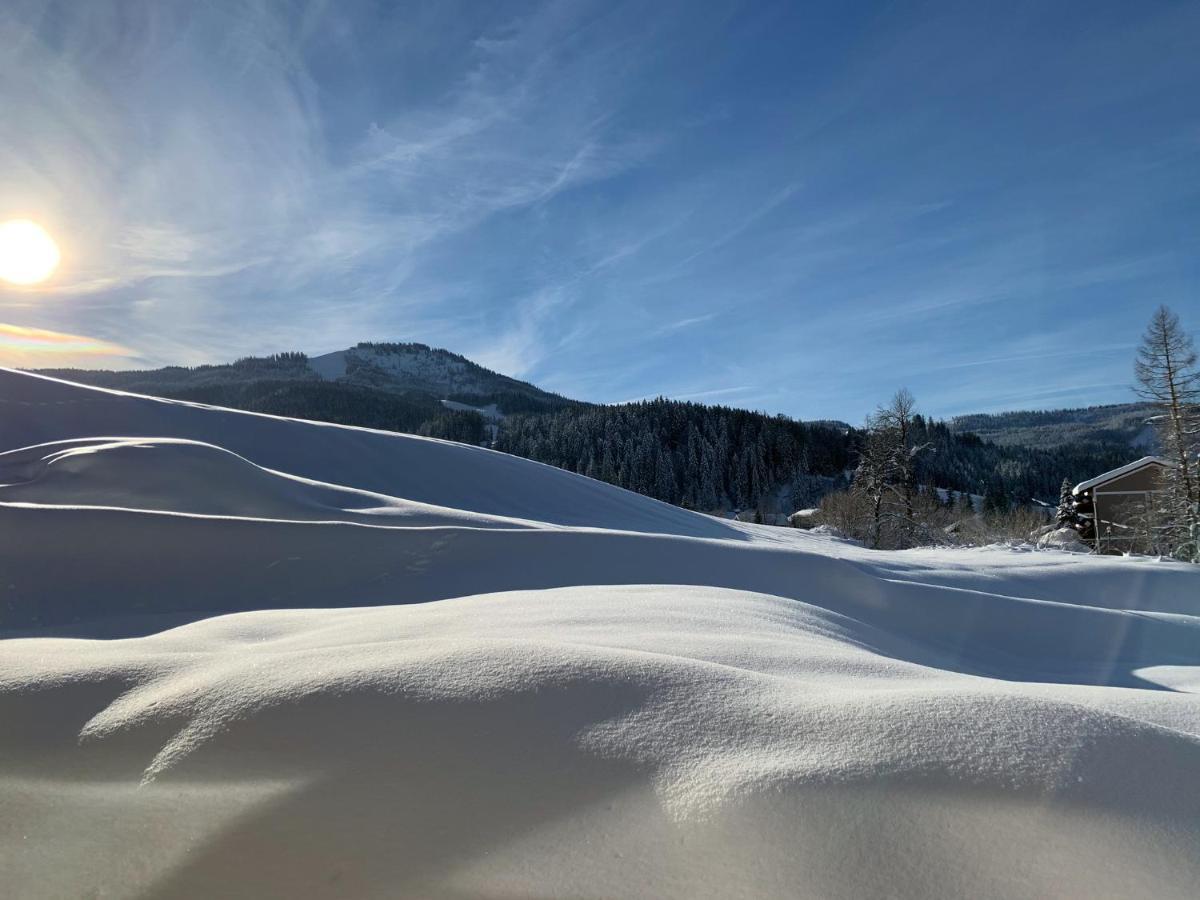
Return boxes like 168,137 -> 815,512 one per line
1072,456 -> 1169,553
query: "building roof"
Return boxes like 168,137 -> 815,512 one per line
1072,456 -> 1168,495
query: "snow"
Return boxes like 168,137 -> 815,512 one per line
440,398 -> 504,420
788,508 -> 820,528
309,346 -> 512,400
352,343 -> 469,379
1036,525 -> 1091,552
1073,455 -> 1169,494
307,349 -> 347,380
0,369 -> 725,538
2,367 -> 1200,899
340,344 -> 495,394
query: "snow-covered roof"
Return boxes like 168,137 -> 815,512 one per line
1072,456 -> 1168,495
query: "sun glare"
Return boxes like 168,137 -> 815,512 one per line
0,219 -> 61,285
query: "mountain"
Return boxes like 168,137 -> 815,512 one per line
310,342 -> 574,413
39,341 -> 573,413
31,343 -> 1137,511
36,342 -> 576,447
950,403 -> 1157,451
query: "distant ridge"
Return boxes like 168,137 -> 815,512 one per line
950,403 -> 1156,451
30,343 -> 1137,512
37,341 -> 574,415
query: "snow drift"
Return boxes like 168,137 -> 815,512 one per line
0,368 -> 730,538
2,368 -> 1199,899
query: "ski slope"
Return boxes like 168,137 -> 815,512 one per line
2,368 -> 1199,899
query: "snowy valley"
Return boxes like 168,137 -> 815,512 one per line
5,3 -> 1200,897
2,367 -> 1198,898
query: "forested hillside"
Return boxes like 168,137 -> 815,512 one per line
495,400 -> 854,512
908,416 -> 1130,509
319,342 -> 574,411
34,346 -> 1136,515
495,401 -> 1131,513
950,403 -> 1155,450
39,343 -> 574,415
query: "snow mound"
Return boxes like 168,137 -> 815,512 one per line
0,437 -> 538,528
0,368 -> 733,538
2,367 -> 1200,898
4,587 -> 1200,899
1036,524 -> 1091,552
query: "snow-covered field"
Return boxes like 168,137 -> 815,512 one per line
2,368 -> 1199,899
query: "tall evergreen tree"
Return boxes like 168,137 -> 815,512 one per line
1054,477 -> 1077,528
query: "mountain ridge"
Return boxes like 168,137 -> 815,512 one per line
950,402 -> 1156,451
30,342 -> 1140,511
37,341 -> 574,413
37,341 -> 1152,440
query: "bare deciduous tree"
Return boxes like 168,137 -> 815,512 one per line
852,388 -> 933,548
1134,305 -> 1200,560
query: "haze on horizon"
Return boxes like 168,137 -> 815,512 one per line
0,0 -> 1196,421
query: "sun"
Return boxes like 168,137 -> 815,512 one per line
0,220 -> 62,285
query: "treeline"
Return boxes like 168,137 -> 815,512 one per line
909,416 -> 1130,507
816,389 -> 1065,550
495,399 -> 855,511
492,398 -> 1129,514
351,342 -> 574,411
36,352 -> 316,392
949,403 -> 1153,450
131,380 -> 472,435
951,403 -> 1147,432
445,390 -> 577,414
416,410 -> 488,444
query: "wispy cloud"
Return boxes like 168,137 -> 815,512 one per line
617,384 -> 753,405
465,285 -> 577,379
0,1 -> 1196,420
672,385 -> 755,401
654,313 -> 718,335
0,0 -> 675,369
0,323 -> 137,368
672,180 -> 804,271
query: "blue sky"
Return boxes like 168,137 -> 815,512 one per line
1,0 -> 1196,421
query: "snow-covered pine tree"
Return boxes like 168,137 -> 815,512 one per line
1054,477 -> 1077,528
654,448 -> 677,503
